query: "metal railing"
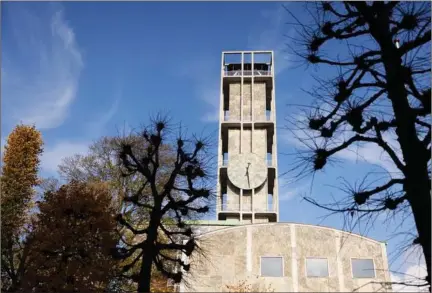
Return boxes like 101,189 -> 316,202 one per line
224,70 -> 272,77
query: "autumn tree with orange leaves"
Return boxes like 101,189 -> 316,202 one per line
20,181 -> 118,292
1,124 -> 43,292
59,135 -> 176,292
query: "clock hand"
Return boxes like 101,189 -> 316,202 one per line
247,173 -> 250,188
246,163 -> 251,188
245,162 -> 250,175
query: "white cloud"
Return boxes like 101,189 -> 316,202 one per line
391,246 -> 428,292
86,86 -> 122,135
199,87 -> 220,122
40,141 -> 90,174
278,177 -> 307,202
391,265 -> 429,292
247,4 -> 292,75
2,5 -> 83,130
281,116 -> 404,177
177,4 -> 292,123
336,137 -> 402,176
0,137 -> 6,162
279,188 -> 300,202
175,55 -> 220,123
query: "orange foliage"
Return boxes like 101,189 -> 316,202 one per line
150,271 -> 174,293
225,279 -> 275,293
1,124 -> 43,234
1,124 -> 43,291
21,181 -> 118,292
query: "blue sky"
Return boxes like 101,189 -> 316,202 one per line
0,1 -> 426,289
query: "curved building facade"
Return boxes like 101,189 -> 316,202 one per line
180,222 -> 392,292
176,51 -> 392,292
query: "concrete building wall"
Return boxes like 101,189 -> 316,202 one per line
182,223 -> 391,292
227,128 -> 240,210
253,82 -> 266,120
223,80 -> 271,214
253,128 -> 268,211
228,83 -> 241,121
243,82 -> 252,120
227,82 -> 266,121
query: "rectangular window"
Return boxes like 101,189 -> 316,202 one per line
261,256 -> 283,277
306,258 -> 329,277
352,259 -> 375,278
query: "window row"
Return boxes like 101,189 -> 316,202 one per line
260,256 -> 375,279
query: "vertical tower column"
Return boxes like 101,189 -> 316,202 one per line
251,52 -> 255,223
239,52 -> 244,216
217,51 -> 278,223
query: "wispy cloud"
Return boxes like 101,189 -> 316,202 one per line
179,4 -> 292,123
1,4 -> 121,177
86,83 -> 123,136
38,89 -> 121,176
247,4 -> 293,75
40,141 -> 90,175
278,177 -> 308,202
2,5 -> 83,130
0,137 -> 6,161
176,55 -> 221,123
1,134 -> 90,176
281,119 -> 404,177
391,246 -> 429,292
199,87 -> 220,123
335,133 -> 403,176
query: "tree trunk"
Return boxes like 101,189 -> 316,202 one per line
137,251 -> 153,293
408,181 -> 431,287
379,34 -> 431,289
137,212 -> 160,293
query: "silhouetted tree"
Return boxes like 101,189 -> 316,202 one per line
285,1 -> 430,289
58,135 -> 177,292
112,116 -> 214,292
1,124 -> 43,292
21,181 -> 118,292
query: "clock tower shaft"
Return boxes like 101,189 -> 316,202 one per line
216,51 -> 279,223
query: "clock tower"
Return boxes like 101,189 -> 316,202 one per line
216,51 -> 279,223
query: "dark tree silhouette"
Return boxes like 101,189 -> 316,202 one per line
112,116 -> 214,293
284,1 -> 431,289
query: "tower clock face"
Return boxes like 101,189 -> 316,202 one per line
227,152 -> 268,190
